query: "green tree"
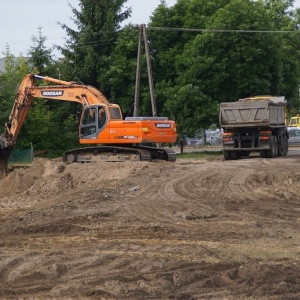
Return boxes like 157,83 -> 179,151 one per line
0,43 -> 79,156
263,0 -> 300,111
27,27 -> 55,75
149,0 -> 231,85
17,28 -> 79,156
147,0 -> 232,135
16,100 -> 79,157
58,0 -> 131,96
106,25 -> 140,116
0,47 -> 30,131
107,24 -> 167,117
148,0 -> 300,136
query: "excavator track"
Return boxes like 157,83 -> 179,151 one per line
136,145 -> 177,162
62,145 -> 176,163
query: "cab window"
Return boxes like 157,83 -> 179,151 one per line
82,108 -> 96,125
109,107 -> 122,120
82,126 -> 96,136
98,107 -> 106,128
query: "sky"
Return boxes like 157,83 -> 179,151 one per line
0,0 -> 300,58
0,0 -> 176,58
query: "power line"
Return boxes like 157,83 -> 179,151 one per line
148,26 -> 300,34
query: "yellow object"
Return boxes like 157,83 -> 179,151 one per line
288,115 -> 300,127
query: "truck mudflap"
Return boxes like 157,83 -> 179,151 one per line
62,145 -> 176,163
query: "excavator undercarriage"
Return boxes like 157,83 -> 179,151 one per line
62,145 -> 176,163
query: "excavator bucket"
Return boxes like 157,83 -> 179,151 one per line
0,146 -> 13,177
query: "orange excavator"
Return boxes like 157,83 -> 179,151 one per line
0,74 -> 177,174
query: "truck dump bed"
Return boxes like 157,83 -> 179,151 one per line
220,97 -> 286,128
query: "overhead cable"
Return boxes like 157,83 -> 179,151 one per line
148,27 -> 300,34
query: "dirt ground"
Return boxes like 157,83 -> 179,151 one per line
0,152 -> 300,299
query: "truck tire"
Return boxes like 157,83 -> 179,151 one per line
267,136 -> 277,158
273,136 -> 278,157
278,135 -> 288,156
223,150 -> 231,160
283,137 -> 288,156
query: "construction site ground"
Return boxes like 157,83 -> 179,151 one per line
0,150 -> 300,299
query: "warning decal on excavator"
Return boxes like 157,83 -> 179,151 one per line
155,123 -> 171,128
41,91 -> 64,97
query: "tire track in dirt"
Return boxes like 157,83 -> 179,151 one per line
0,234 -> 221,298
124,163 -> 218,229
225,158 -> 300,222
124,158 -> 300,239
124,161 -> 233,231
122,162 -> 224,263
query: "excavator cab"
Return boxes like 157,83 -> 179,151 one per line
80,105 -> 108,138
79,104 -> 123,143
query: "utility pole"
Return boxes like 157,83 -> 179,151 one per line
134,26 -> 142,117
134,24 -> 157,117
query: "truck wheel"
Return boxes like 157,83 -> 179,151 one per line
231,151 -> 239,160
273,136 -> 278,157
283,137 -> 288,156
278,136 -> 288,156
267,136 -> 276,158
223,150 -> 231,160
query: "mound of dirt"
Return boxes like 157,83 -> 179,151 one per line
0,155 -> 300,299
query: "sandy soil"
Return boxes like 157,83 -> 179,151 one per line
0,154 -> 300,299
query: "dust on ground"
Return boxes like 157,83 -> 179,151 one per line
0,154 -> 300,299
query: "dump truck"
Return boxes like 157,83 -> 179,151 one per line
219,96 -> 289,160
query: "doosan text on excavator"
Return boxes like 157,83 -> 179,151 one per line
0,74 -> 177,174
